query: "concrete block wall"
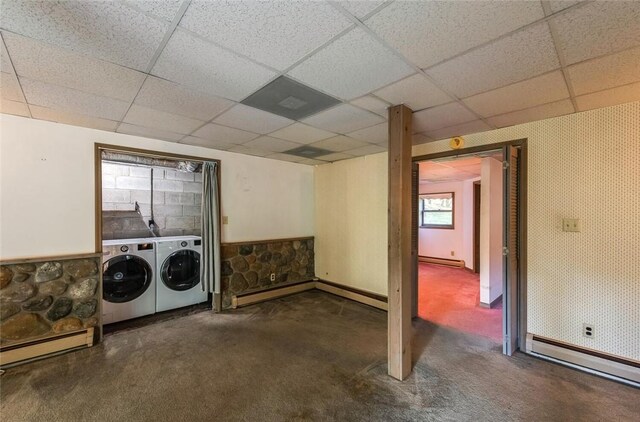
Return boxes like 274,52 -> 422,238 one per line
102,163 -> 202,238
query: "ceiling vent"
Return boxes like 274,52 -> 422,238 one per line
283,145 -> 332,159
241,76 -> 340,120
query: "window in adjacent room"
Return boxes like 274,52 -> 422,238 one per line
419,192 -> 454,229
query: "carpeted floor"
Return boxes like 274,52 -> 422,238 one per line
419,263 -> 502,342
1,291 -> 638,421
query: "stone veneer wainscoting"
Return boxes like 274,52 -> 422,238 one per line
0,255 -> 101,346
221,238 -> 315,309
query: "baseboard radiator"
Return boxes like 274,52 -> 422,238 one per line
1,328 -> 95,368
418,256 -> 465,268
232,279 -> 387,311
526,333 -> 640,386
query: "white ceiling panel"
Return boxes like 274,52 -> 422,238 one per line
350,95 -> 390,117
180,1 -> 352,71
226,144 -> 272,157
567,47 -> 640,96
298,158 -> 328,166
317,152 -> 354,162
365,1 -> 544,68
123,104 -> 204,135
214,104 -> 293,135
374,74 -> 452,111
301,103 -> 384,133
424,120 -> 492,142
191,122 -> 258,144
243,136 -> 302,153
487,99 -> 574,128
0,37 -> 14,74
413,133 -> 433,145
0,71 -> 23,102
269,122 -> 336,144
20,78 -> 129,121
135,76 -> 234,121
575,82 -> 640,112
0,1 -> 169,70
0,98 -> 30,117
180,135 -> 236,151
152,30 -> 277,102
412,102 -> 478,133
265,153 -> 305,163
547,1 -> 583,14
344,144 -> 386,157
463,71 -> 570,117
288,27 -> 414,100
3,32 -> 145,102
117,123 -> 184,142
348,123 -> 387,145
309,135 -> 368,152
551,1 -> 640,65
426,23 -> 559,98
124,0 -> 184,22
29,104 -> 119,131
336,1 -> 386,19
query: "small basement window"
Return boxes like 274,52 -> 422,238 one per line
419,192 -> 454,229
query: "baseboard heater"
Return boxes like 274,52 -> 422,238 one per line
232,279 -> 387,311
418,255 -> 465,268
0,327 -> 95,368
526,333 -> 640,386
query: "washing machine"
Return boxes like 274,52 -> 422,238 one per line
102,238 -> 156,324
155,235 -> 207,312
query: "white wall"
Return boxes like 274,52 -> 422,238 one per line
479,157 -> 503,305
418,180 -> 463,260
314,154 -> 388,296
0,114 -> 314,260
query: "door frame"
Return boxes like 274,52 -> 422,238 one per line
473,181 -> 481,274
412,138 -> 528,353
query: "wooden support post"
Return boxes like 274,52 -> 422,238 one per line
387,104 -> 413,380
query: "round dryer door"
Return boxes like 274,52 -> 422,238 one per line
103,255 -> 153,303
161,250 -> 201,291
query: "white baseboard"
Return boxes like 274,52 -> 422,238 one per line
1,328 -> 95,367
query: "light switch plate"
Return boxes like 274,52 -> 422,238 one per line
222,216 -> 229,225
562,218 -> 580,232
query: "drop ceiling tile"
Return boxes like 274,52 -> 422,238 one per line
301,103 -> 384,133
298,158 -> 328,166
336,1 -> 386,19
317,152 -> 355,162
548,1 -> 583,14
0,99 -> 30,117
152,30 -> 277,102
567,47 -> 640,96
180,1 -> 352,71
486,99 -> 574,128
0,37 -> 14,74
191,123 -> 258,144
350,95 -> 390,117
426,23 -> 560,98
180,136 -> 236,151
288,27 -> 414,100
413,133 -> 433,145
124,0 -> 183,22
3,32 -> 145,102
412,102 -> 478,133
243,136 -> 302,153
123,104 -> 204,135
29,105 -> 118,131
310,135 -> 369,152
266,153 -> 305,164
424,120 -> 492,142
365,1 -> 544,68
213,104 -> 293,135
463,71 -> 570,117
575,82 -> 640,112
269,122 -> 336,144
373,74 -> 452,111
20,78 -> 129,121
135,76 -> 234,121
226,144 -> 272,157
348,123 -> 387,145
0,71 -> 23,102
0,1 -> 169,70
344,144 -> 386,157
117,123 -> 184,142
551,1 -> 640,65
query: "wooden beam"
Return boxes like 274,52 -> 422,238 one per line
387,104 -> 413,380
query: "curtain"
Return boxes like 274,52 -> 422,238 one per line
200,161 -> 221,310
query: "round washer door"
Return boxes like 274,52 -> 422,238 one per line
161,250 -> 201,291
103,255 -> 153,303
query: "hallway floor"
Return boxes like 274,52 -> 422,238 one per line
2,291 -> 638,421
418,263 -> 502,342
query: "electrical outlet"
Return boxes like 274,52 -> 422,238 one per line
583,323 -> 594,339
562,218 -> 580,232
222,216 -> 229,225
451,251 -> 455,257
270,273 -> 276,281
